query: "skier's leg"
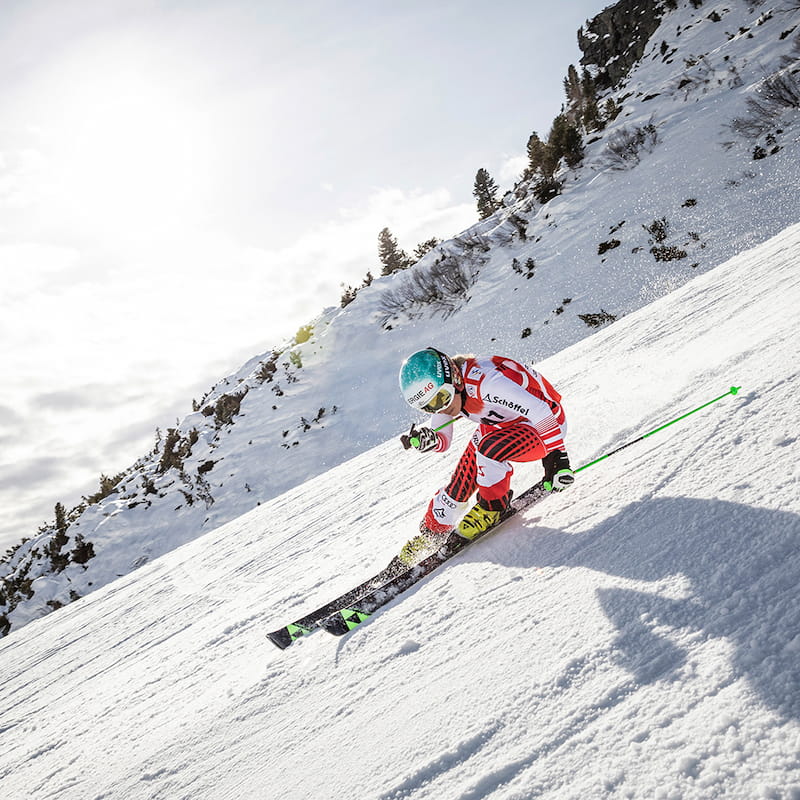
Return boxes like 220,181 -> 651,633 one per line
421,433 -> 479,533
401,436 -> 479,565
459,421 -> 568,539
476,423 -> 548,503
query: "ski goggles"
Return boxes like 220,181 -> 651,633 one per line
422,386 -> 455,414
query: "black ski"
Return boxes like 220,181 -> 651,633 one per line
266,555 -> 407,649
321,480 -> 550,637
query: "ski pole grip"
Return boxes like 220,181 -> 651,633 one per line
407,417 -> 457,450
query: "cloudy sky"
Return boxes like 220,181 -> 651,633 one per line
0,0 -> 602,551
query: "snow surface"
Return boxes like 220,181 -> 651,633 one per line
2,223 -> 799,799
4,0 -> 800,634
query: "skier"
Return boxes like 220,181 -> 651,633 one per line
398,347 -> 573,564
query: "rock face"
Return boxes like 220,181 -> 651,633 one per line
579,0 -> 666,89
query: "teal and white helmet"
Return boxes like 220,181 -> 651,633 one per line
399,347 -> 462,413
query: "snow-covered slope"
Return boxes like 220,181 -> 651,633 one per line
3,0 -> 800,633
1,223 -> 798,799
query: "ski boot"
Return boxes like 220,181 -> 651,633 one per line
456,494 -> 509,541
542,449 -> 574,491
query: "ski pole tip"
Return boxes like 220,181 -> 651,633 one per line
730,386 -> 741,396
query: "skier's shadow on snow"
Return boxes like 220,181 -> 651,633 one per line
497,496 -> 800,721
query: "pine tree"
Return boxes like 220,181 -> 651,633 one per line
526,111 -> 583,206
562,125 -> 585,168
581,69 -> 602,131
340,285 -> 357,307
54,502 -> 68,539
603,97 -> 622,122
340,270 -> 373,308
70,533 -> 95,565
581,68 -> 597,101
527,130 -> 562,204
583,96 -> 602,132
526,132 -> 547,175
564,64 -> 583,108
473,168 -> 500,220
413,238 -> 440,260
84,473 -> 122,505
378,228 -> 411,276
47,502 -> 70,572
548,114 -> 584,169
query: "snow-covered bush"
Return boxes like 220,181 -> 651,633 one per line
212,392 -> 247,428
729,68 -> 800,139
378,255 -> 477,325
602,121 -> 659,170
578,309 -> 617,327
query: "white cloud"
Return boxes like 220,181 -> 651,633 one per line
498,153 -> 528,184
0,242 -> 80,300
0,181 -> 478,552
238,185 -> 475,313
0,147 -> 47,211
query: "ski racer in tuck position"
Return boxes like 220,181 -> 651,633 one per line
398,347 -> 574,564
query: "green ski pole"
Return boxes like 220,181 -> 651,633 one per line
575,386 -> 742,474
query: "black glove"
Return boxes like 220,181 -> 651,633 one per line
542,449 -> 575,491
400,424 -> 439,452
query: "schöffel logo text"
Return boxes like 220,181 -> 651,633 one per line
486,395 -> 529,415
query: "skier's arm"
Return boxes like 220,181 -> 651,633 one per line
429,412 -> 455,451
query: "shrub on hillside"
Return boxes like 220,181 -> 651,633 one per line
70,533 -> 95,565
378,255 -> 476,325
157,428 -> 199,474
643,217 -> 669,244
256,351 -> 281,384
598,239 -> 621,255
602,122 -> 659,170
512,257 -> 536,279
214,392 -> 246,428
578,310 -> 617,328
84,473 -> 124,506
729,68 -> 800,139
294,324 -> 313,344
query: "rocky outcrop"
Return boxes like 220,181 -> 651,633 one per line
579,0 -> 667,89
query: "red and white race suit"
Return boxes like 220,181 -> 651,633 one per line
423,356 -> 567,533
